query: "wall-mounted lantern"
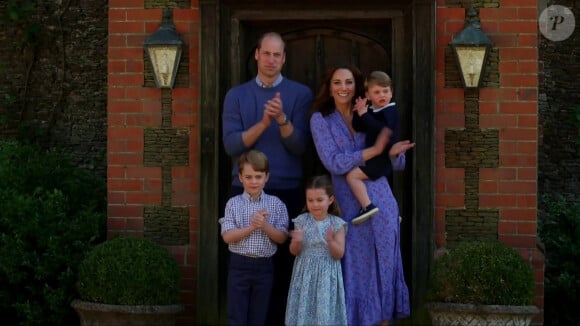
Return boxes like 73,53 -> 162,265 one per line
450,7 -> 493,88
144,8 -> 183,89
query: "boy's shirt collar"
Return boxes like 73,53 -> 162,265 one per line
370,102 -> 396,113
242,190 -> 264,202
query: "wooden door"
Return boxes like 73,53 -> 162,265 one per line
244,25 -> 391,89
199,2 -> 436,324
216,18 -> 411,324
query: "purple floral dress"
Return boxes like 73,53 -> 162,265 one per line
310,111 -> 410,325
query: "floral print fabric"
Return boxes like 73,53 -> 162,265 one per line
310,112 -> 410,325
285,213 -> 347,326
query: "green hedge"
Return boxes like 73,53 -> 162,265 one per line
0,140 -> 106,325
76,237 -> 181,305
427,241 -> 535,306
539,194 -> 580,325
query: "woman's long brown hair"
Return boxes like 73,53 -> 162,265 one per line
309,65 -> 365,118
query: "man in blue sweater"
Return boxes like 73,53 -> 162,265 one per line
222,32 -> 313,325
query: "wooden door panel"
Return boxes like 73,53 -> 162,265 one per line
245,27 -> 392,89
283,37 -> 318,89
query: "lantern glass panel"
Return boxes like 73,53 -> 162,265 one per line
454,46 -> 487,88
147,45 -> 181,88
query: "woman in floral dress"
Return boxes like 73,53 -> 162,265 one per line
309,65 -> 414,326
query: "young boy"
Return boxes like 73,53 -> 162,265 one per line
218,150 -> 289,326
348,71 -> 400,224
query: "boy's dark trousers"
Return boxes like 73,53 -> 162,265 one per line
229,185 -> 303,326
227,252 -> 273,326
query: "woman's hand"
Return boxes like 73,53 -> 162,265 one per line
389,140 -> 416,157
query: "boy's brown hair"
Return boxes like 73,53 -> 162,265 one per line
238,150 -> 269,173
364,70 -> 392,90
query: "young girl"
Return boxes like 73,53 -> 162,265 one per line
285,175 -> 347,326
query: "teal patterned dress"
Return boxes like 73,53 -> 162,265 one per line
285,213 -> 347,326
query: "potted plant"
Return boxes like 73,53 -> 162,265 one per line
71,237 -> 183,326
425,241 -> 539,326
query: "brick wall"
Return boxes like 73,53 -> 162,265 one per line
0,0 -> 568,323
435,0 -> 543,324
107,1 -> 199,324
105,0 -> 544,324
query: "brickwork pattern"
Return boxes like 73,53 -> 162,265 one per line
2,0 -> 571,325
445,89 -> 500,246
107,3 -> 200,324
435,1 -> 543,323
143,89 -> 190,245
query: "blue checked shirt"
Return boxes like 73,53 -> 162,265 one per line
219,191 -> 289,258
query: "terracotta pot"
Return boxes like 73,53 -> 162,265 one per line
71,299 -> 183,326
426,302 -> 539,326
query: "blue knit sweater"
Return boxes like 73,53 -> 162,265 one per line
222,78 -> 313,189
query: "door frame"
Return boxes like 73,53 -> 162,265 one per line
198,1 -> 435,324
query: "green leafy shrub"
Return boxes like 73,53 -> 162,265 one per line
0,140 -> 106,325
76,237 -> 181,305
427,241 -> 535,306
539,194 -> 580,325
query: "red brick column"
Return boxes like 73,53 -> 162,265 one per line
107,1 -> 199,324
435,1 -> 543,324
